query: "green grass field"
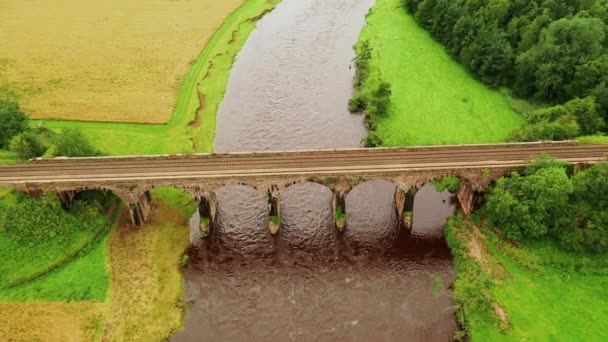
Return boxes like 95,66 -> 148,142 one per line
447,216 -> 608,341
359,0 -> 523,146
31,0 -> 279,156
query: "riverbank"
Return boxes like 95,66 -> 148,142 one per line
0,189 -> 194,341
354,0 -> 522,146
354,1 -> 608,339
24,0 -> 280,156
447,215 -> 608,340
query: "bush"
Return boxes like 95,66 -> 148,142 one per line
348,93 -> 368,112
53,129 -> 100,157
368,81 -> 392,117
9,131 -> 46,159
353,40 -> 372,89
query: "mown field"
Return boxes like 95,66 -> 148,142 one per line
0,0 -> 244,123
25,0 -> 280,156
358,0 -> 523,146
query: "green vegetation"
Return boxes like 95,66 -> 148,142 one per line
448,160 -> 608,339
354,0 -> 522,146
335,207 -> 346,222
406,0 -> 608,140
150,187 -> 197,217
486,161 -> 608,252
15,0 -> 280,157
270,215 -> 282,226
0,233 -> 110,301
510,96 -> 604,141
578,134 -> 608,144
431,176 -> 462,193
446,215 -> 608,341
0,100 -> 101,160
0,190 -> 117,301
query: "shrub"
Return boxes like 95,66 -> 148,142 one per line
9,131 -> 46,159
53,129 -> 100,157
348,93 -> 368,112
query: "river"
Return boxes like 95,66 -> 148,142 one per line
172,0 -> 457,340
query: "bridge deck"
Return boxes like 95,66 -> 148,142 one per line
1,142 -> 607,185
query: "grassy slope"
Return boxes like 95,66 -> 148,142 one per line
0,233 -> 111,302
447,216 -> 608,341
360,0 -> 523,146
36,0 -> 280,156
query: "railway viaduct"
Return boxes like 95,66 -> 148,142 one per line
1,141 -> 606,228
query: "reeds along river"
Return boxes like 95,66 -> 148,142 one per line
172,0 -> 458,340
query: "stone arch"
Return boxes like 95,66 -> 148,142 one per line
342,179 -> 401,251
278,181 -> 338,251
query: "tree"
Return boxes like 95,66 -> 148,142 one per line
0,100 -> 28,148
485,167 -> 573,240
515,17 -> 606,101
562,96 -> 604,135
9,132 -> 46,159
53,129 -> 100,157
555,162 -> 608,252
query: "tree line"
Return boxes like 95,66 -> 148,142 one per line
0,100 -> 100,159
405,0 -> 608,141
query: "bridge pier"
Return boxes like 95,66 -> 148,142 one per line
457,180 -> 480,215
267,188 -> 281,235
332,190 -> 347,231
128,191 -> 152,226
196,191 -> 217,237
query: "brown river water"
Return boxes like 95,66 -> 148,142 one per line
172,0 -> 458,340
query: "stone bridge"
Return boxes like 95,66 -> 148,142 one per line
1,141 -> 606,228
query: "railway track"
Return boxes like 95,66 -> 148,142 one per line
1,142 -> 607,184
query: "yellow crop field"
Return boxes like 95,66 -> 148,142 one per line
0,0 -> 244,123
